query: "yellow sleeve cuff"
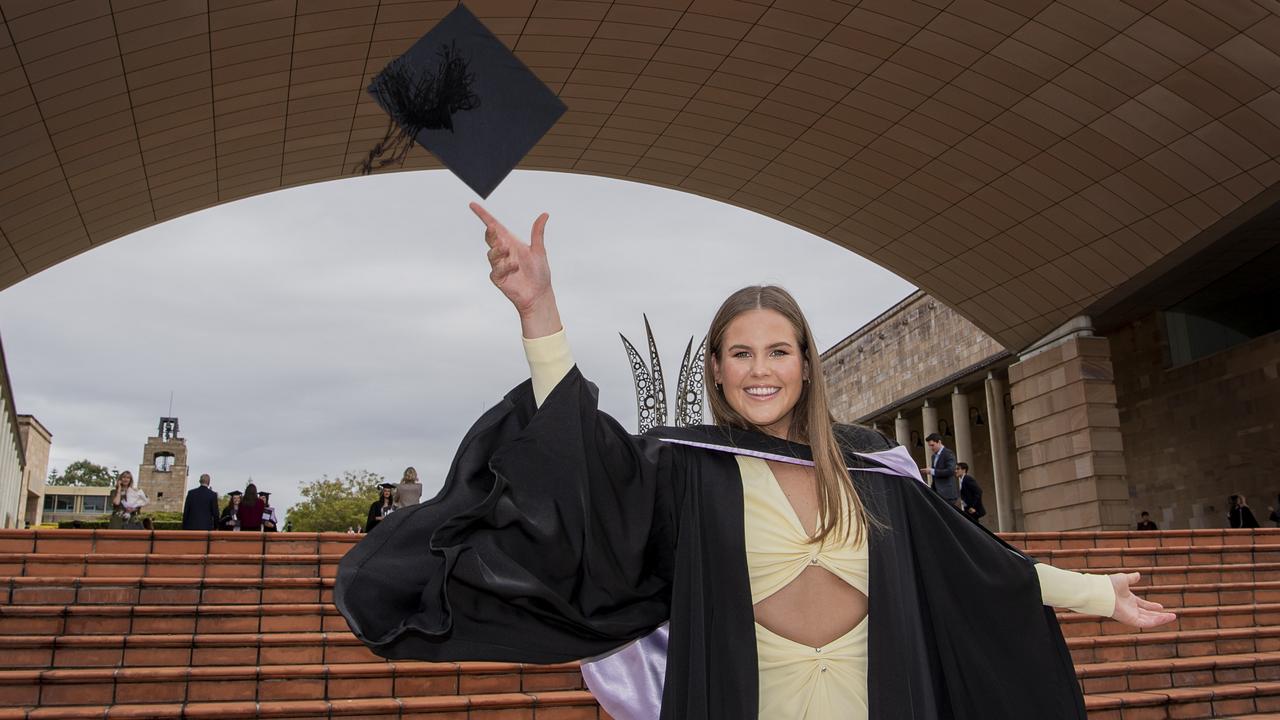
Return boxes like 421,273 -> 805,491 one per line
1035,563 -> 1116,618
522,329 -> 574,407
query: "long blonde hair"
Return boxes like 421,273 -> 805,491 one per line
401,467 -> 418,484
704,286 -> 869,546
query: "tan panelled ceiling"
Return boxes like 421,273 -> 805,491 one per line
1,0 -> 1279,349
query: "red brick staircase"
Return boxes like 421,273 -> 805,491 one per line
0,528 -> 1276,719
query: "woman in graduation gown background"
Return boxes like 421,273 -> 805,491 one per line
336,205 -> 1176,719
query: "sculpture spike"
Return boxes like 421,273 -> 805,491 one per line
643,315 -> 667,428
620,332 -> 663,433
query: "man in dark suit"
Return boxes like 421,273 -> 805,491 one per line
921,433 -> 960,508
182,473 -> 221,531
957,463 -> 986,525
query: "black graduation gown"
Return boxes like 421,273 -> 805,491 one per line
218,503 -> 239,531
366,500 -> 393,533
335,367 -> 1086,719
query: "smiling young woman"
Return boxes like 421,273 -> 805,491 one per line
335,205 -> 1177,720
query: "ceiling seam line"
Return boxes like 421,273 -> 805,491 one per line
339,0 -> 382,176
278,0 -> 299,187
207,2 -> 221,202
106,0 -> 158,226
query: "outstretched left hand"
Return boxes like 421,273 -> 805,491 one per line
1109,572 -> 1177,629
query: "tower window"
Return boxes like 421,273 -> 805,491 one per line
154,452 -> 175,472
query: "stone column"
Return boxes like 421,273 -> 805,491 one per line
1008,320 -> 1128,531
951,386 -> 973,467
985,372 -> 1015,532
922,400 -> 939,467
894,412 -> 911,450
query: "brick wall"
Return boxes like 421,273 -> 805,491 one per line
1110,315 -> 1280,530
822,291 -> 1006,422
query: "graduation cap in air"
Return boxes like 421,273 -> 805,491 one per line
356,3 -> 567,198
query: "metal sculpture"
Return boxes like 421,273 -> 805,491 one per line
621,316 -> 707,433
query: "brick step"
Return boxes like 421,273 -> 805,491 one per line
0,689 -> 600,719
1032,544 -> 1280,570
1,576 -> 337,606
0,603 -> 351,636
1133,579 -> 1280,607
0,530 -> 359,558
0,631 -> 389,669
1058,602 -> 1280,637
1067,625 -> 1280,665
0,660 -> 584,707
1085,562 -> 1280,585
1076,651 -> 1280,694
1084,680 -> 1280,719
1007,529 -> 1280,552
0,553 -> 343,579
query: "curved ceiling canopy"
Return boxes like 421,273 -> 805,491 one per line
1,0 -> 1278,349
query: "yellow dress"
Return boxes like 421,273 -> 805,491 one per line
741,455 -> 871,719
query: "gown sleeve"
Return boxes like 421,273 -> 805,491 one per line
334,339 -> 682,665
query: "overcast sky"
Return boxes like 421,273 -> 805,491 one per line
0,170 -> 913,519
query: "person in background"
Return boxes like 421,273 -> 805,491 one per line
1229,494 -> 1260,529
182,473 -> 220,531
920,433 -> 959,509
260,491 -> 279,532
237,483 -> 266,532
366,483 -> 396,533
1267,495 -> 1280,528
109,471 -> 149,529
394,466 -> 423,508
220,491 -> 243,531
957,463 -> 985,525
1136,512 -> 1158,531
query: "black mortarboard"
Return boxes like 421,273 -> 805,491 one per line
379,483 -> 397,490
357,3 -> 566,197
227,491 -> 243,497
258,491 -> 272,498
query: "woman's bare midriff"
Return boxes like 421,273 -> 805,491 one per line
754,567 -> 869,647
753,460 -> 868,648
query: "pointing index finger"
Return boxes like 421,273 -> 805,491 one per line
469,202 -> 506,232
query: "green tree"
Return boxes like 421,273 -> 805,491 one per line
286,470 -> 385,533
47,459 -> 116,487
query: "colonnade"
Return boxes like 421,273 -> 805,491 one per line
880,372 -> 1018,531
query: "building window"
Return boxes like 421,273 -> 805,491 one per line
81,496 -> 107,514
46,495 -> 74,512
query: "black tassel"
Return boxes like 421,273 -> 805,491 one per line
356,42 -> 481,175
